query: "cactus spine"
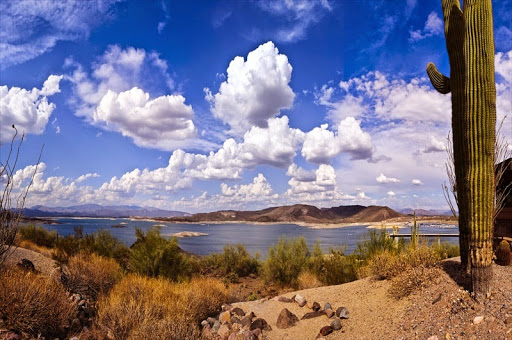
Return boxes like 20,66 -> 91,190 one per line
426,0 -> 496,299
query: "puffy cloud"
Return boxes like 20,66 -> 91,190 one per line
409,11 -> 443,42
287,164 -> 336,194
75,173 -> 100,183
412,179 -> 423,186
0,0 -> 120,69
220,173 -> 275,199
256,0 -> 333,43
205,41 -> 295,134
376,173 -> 400,184
423,135 -> 446,153
387,191 -> 396,197
94,87 -> 197,150
0,75 -> 63,142
301,118 -> 373,164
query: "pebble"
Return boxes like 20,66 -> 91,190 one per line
336,307 -> 350,319
325,308 -> 334,318
324,303 -> 332,310
219,311 -> 231,324
473,316 -> 484,325
331,318 -> 342,330
295,294 -> 307,307
319,326 -> 333,336
312,302 -> 321,311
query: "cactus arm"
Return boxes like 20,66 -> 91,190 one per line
426,63 -> 451,94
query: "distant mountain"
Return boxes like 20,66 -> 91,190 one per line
23,204 -> 189,218
162,204 -> 402,224
398,208 -> 453,216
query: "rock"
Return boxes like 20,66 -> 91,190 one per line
213,320 -> 221,332
219,311 -> 231,324
273,296 -> 293,303
228,332 -> 236,340
241,316 -> 252,329
232,307 -> 245,316
71,293 -> 81,302
324,303 -> 332,311
250,318 -> 271,331
276,308 -> 299,329
245,311 -> 256,318
201,320 -> 209,328
242,331 -> 257,340
473,316 -> 484,325
222,304 -> 233,312
16,258 -> 36,272
427,336 -> 439,340
201,324 -> 212,337
331,318 -> 342,330
319,326 -> 333,336
301,310 -> 326,320
232,323 -> 241,333
70,318 -> 81,333
207,317 -> 217,326
312,302 -> 321,311
231,316 -> 241,324
218,324 -> 231,338
295,294 -> 307,307
307,301 -> 313,309
252,328 -> 262,337
5,332 -> 20,340
325,309 -> 334,318
336,307 -> 350,319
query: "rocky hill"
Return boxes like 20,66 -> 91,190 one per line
22,204 -> 188,218
164,204 -> 402,224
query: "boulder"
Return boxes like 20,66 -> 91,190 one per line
232,307 -> 245,316
336,307 -> 350,319
295,294 -> 307,307
319,326 -> 333,336
16,259 -> 36,272
301,310 -> 326,320
331,318 -> 342,330
276,308 -> 299,329
312,302 -> 321,311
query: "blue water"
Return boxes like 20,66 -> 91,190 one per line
41,218 -> 459,256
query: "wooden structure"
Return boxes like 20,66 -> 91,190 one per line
495,158 -> 512,241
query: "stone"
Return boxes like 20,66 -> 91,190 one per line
252,328 -> 262,337
273,296 -> 293,303
295,294 -> 307,307
218,324 -> 231,338
473,316 -> 484,325
201,324 -> 212,337
250,318 -> 268,331
242,331 -> 257,340
427,336 -> 439,340
336,307 -> 350,319
331,318 -> 342,330
307,301 -> 314,309
16,258 -> 36,272
232,323 -> 241,332
222,304 -> 233,312
319,326 -> 333,336
312,302 -> 321,311
213,320 -> 221,332
220,311 -> 231,324
241,316 -> 252,328
231,316 -> 241,324
246,311 -> 256,318
324,303 -> 332,311
325,309 -> 334,318
232,307 -> 245,316
207,317 -> 216,326
276,308 -> 299,329
301,310 -> 326,320
228,333 -> 236,340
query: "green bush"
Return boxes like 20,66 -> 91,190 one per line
81,229 -> 130,267
355,228 -> 402,260
431,241 -> 460,259
263,237 -> 311,287
129,227 -> 191,281
202,244 -> 260,277
53,234 -> 82,263
309,246 -> 361,285
18,224 -> 57,248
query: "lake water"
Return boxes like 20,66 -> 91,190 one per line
41,218 -> 459,256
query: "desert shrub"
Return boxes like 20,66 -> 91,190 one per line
17,239 -> 55,257
81,229 -> 130,267
202,243 -> 260,277
369,245 -> 441,280
66,253 -> 123,300
389,266 -> 443,299
309,246 -> 361,285
53,233 -> 82,263
431,241 -> 460,259
355,228 -> 401,260
297,271 -> 322,289
129,227 -> 191,281
0,268 -> 74,338
18,224 -> 57,248
263,236 -> 311,287
97,275 -> 228,340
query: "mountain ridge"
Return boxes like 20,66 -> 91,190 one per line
22,204 -> 189,218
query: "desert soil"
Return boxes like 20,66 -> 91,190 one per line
233,258 -> 512,340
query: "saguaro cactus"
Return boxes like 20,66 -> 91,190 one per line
426,0 -> 496,299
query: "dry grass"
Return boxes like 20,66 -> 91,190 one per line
65,252 -> 123,300
0,267 -> 74,338
389,266 -> 443,299
18,239 -> 55,258
97,275 -> 229,339
297,271 -> 323,289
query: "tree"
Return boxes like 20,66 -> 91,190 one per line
427,0 -> 496,299
0,125 -> 42,267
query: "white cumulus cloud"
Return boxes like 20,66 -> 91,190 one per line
376,173 -> 400,184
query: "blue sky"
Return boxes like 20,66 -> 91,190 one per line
1,0 -> 511,213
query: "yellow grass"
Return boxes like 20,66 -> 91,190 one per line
297,271 -> 323,289
18,239 -> 55,258
97,275 -> 229,339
